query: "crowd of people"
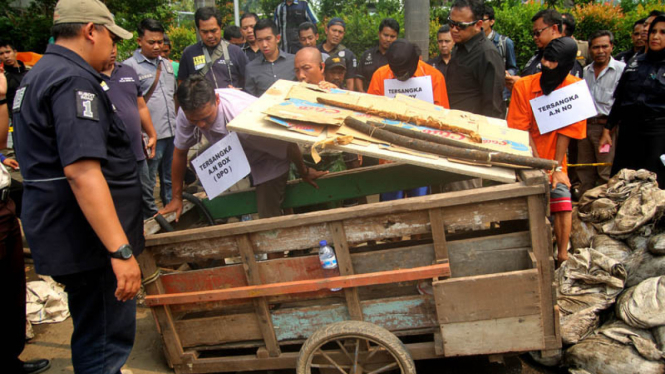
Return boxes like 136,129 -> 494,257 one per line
0,0 -> 664,372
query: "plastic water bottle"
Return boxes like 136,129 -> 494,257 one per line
318,240 -> 341,292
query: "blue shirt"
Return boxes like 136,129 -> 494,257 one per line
102,62 -> 145,161
12,44 -> 144,276
178,41 -> 249,89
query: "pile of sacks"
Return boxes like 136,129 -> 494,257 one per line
550,169 -> 665,373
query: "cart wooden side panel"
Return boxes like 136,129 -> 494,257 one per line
141,171 -> 560,373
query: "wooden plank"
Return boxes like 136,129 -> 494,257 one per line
271,295 -> 437,341
137,250 -> 192,366
225,80 -> 518,184
330,221 -> 363,321
526,194 -> 559,349
440,314 -> 545,357
151,196 -> 530,265
202,163 -> 470,219
172,295 -> 436,348
145,264 -> 450,306
428,208 -> 449,265
160,231 -> 533,306
171,341 -> 441,373
519,169 -> 548,186
236,235 -> 281,357
175,313 -> 263,348
433,269 -> 541,324
146,181 -> 543,248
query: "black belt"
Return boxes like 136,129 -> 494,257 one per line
588,115 -> 608,125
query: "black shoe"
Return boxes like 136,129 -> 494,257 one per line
21,359 -> 51,374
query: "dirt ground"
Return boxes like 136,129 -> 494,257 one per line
20,305 -> 562,374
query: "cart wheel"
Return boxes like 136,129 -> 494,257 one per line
297,321 -> 416,374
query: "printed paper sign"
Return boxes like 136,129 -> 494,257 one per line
191,132 -> 250,199
530,80 -> 597,134
383,76 -> 434,104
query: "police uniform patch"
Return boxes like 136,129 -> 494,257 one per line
12,86 -> 26,112
75,90 -> 100,121
100,81 -> 110,91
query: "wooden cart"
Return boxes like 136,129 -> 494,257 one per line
140,165 -> 561,374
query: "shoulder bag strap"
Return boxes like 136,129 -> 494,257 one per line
143,59 -> 163,102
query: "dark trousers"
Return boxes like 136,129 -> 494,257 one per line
53,263 -> 136,374
0,199 -> 26,371
577,122 -> 616,195
256,171 -> 289,219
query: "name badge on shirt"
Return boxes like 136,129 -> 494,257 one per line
75,90 -> 100,121
193,55 -> 206,70
138,73 -> 154,81
12,86 -> 27,112
100,81 -> 110,91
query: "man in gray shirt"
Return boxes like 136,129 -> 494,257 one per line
244,19 -> 296,97
578,30 -> 625,196
124,18 -> 177,212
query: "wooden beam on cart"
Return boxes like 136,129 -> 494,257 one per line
236,234 -> 281,357
330,221 -> 364,321
145,263 -> 450,307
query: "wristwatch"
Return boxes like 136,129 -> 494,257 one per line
110,244 -> 133,260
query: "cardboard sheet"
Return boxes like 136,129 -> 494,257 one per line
227,80 -> 518,183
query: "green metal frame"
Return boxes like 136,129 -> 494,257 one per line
202,164 -> 473,219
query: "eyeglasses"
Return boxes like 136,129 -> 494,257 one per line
447,17 -> 478,30
532,25 -> 552,37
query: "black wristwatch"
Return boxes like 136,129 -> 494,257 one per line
110,244 -> 133,260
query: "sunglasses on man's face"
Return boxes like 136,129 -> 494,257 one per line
532,25 -> 552,37
447,17 -> 477,30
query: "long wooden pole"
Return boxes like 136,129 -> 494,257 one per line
344,117 -> 557,170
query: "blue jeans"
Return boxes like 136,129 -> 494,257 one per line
147,138 -> 173,208
138,160 -> 158,219
380,186 -> 429,201
53,263 -> 136,374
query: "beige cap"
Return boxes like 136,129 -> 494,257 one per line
53,0 -> 133,40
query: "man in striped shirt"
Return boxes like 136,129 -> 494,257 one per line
274,0 -> 318,54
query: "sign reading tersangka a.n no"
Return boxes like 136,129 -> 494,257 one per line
529,80 -> 597,134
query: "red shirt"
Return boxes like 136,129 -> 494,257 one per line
507,73 -> 587,174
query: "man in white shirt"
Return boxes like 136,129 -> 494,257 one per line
578,30 -> 625,195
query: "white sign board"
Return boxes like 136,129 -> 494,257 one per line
529,80 -> 597,134
191,132 -> 250,199
383,76 -> 434,104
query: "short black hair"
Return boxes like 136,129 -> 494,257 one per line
177,75 -> 216,111
138,18 -> 165,37
379,18 -> 400,34
298,21 -> 318,35
634,18 -> 647,29
51,23 -> 105,41
163,34 -> 171,46
195,7 -> 222,29
240,12 -> 259,25
451,0 -> 485,21
561,12 -> 575,37
437,25 -> 451,34
0,40 -> 15,50
254,19 -> 278,36
484,5 -> 495,20
532,9 -> 563,32
588,30 -> 614,45
224,25 -> 242,41
648,10 -> 665,18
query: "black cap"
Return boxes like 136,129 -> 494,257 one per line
386,39 -> 419,82
324,56 -> 346,71
327,17 -> 346,29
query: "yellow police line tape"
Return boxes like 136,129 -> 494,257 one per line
568,162 -> 612,168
